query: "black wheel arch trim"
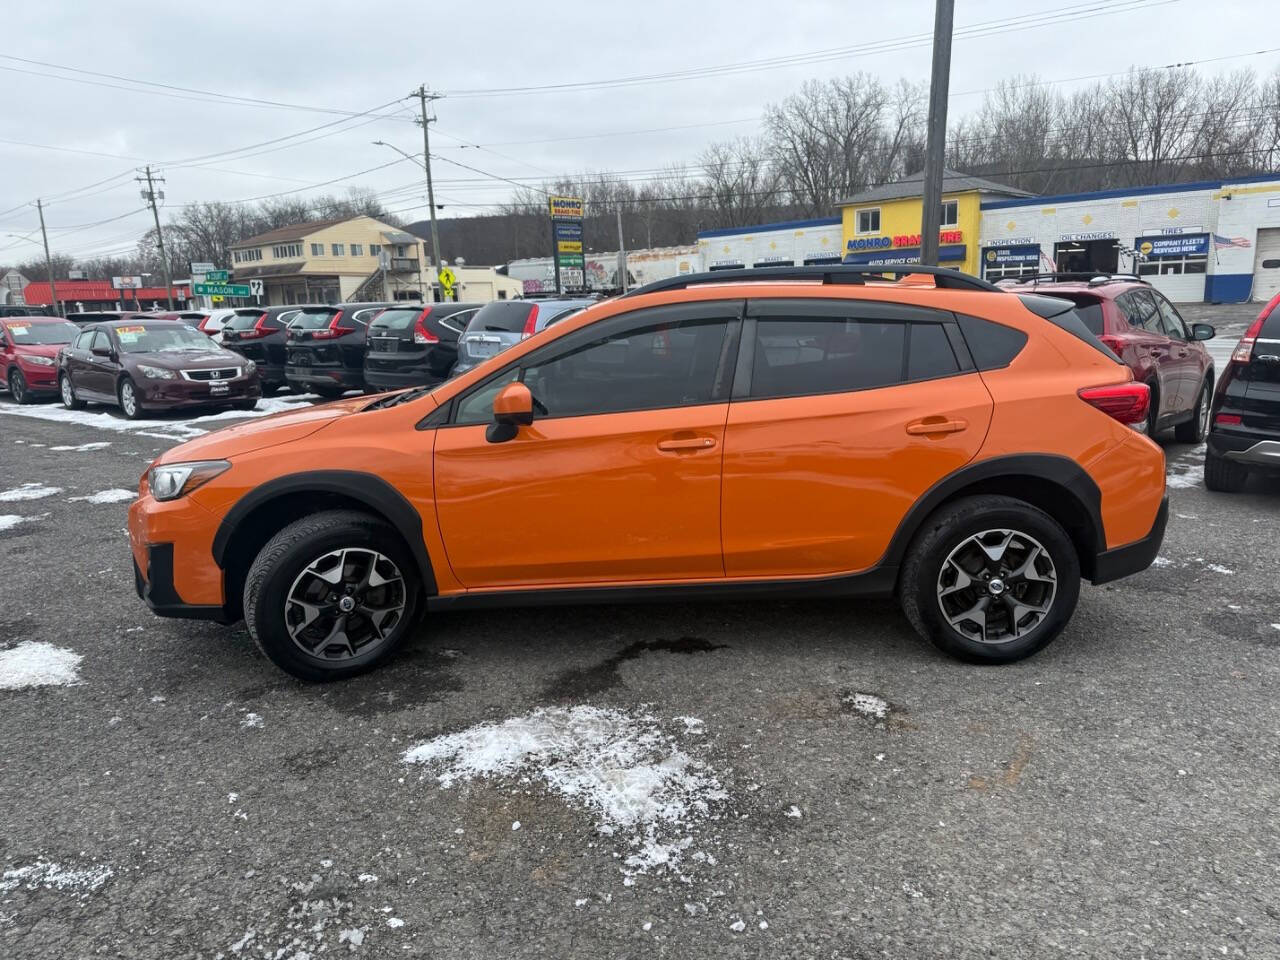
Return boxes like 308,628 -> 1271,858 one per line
211,470 -> 437,595
879,453 -> 1107,580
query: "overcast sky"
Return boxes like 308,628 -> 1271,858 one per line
1,0 -> 1275,265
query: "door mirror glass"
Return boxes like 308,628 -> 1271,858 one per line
91,345 -> 112,357
487,380 -> 534,443
1191,322 -> 1215,341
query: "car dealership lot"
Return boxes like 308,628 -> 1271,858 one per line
2,308 -> 1279,959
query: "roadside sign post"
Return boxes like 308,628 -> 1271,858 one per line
548,196 -> 585,294
438,265 -> 457,302
249,279 -> 264,305
204,269 -> 230,282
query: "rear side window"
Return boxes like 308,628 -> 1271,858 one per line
907,323 -> 959,380
440,309 -> 476,334
224,310 -> 264,331
468,301 -> 534,333
370,308 -> 422,329
1116,290 -> 1160,332
955,314 -> 1028,370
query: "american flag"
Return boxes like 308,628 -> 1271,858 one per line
1213,234 -> 1252,249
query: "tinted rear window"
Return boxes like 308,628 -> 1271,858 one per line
1259,302 -> 1280,339
467,301 -> 535,333
291,308 -> 339,329
224,310 -> 265,331
1043,294 -> 1106,334
370,308 -> 422,330
956,314 -> 1028,370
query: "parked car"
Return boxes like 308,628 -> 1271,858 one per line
66,309 -> 157,328
363,302 -> 482,392
58,319 -> 261,419
127,264 -> 1167,681
452,297 -> 596,375
1204,292 -> 1280,491
283,302 -> 396,398
1,316 -> 80,403
220,305 -> 308,393
0,305 -> 48,318
196,307 -> 240,342
149,310 -> 211,329
1004,275 -> 1214,440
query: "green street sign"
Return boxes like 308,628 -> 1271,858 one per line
194,282 -> 250,297
204,269 -> 229,282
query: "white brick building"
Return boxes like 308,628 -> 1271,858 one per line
696,217 -> 844,271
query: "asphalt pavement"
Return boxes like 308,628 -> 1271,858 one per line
1,306 -> 1278,960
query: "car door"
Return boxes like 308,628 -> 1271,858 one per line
80,330 -> 118,399
432,301 -> 741,588
1151,291 -> 1202,411
1115,290 -> 1180,420
720,299 -> 993,578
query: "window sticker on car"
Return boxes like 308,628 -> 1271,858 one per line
8,323 -> 30,335
116,325 -> 145,336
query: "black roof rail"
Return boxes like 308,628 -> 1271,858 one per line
1001,272 -> 1148,288
620,264 -> 1002,299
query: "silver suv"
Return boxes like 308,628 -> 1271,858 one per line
453,297 -> 597,375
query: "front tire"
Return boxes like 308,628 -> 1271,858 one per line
899,495 -> 1081,664
60,373 -> 85,410
243,510 -> 420,681
118,377 -> 144,419
1204,451 -> 1249,492
1174,377 -> 1211,443
1144,380 -> 1161,439
8,368 -> 31,405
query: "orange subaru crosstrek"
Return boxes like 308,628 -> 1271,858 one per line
128,266 -> 1167,680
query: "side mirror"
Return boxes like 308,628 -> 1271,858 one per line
1191,322 -> 1215,341
486,380 -> 534,443
91,346 -> 111,358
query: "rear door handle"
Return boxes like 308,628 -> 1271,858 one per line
657,436 -> 717,452
906,417 -> 968,436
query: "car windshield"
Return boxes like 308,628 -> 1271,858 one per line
369,308 -> 421,330
466,301 -> 535,334
224,310 -> 266,331
5,320 -> 79,344
115,324 -> 222,353
291,308 -> 340,329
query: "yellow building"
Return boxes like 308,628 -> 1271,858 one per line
838,170 -> 1033,276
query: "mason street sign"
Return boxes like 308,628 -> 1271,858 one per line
193,282 -> 251,297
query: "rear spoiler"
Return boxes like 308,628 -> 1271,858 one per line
1017,294 -> 1122,365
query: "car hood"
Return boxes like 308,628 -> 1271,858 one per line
155,395 -> 372,463
126,349 -> 243,370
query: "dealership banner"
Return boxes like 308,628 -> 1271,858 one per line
1136,234 -> 1209,258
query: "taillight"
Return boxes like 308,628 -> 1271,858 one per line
520,304 -> 541,339
197,316 -> 211,333
1098,334 -> 1125,358
1231,312 -> 1267,364
413,308 -> 438,345
1215,413 -> 1243,426
311,310 -> 351,339
1078,382 -> 1150,425
239,313 -> 271,340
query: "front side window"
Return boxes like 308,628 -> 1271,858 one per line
455,369 -> 520,426
74,331 -> 95,350
1154,295 -> 1189,339
856,208 -> 880,235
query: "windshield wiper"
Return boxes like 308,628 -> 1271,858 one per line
366,386 -> 433,410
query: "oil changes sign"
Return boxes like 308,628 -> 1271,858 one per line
548,195 -> 585,291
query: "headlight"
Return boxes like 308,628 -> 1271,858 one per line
23,355 -> 55,367
244,360 -> 256,374
148,460 -> 230,501
137,364 -> 177,380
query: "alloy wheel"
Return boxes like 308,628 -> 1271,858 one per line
284,548 -> 407,662
60,375 -> 74,407
1197,383 -> 1210,438
120,381 -> 137,417
936,528 -> 1058,644
10,371 -> 26,403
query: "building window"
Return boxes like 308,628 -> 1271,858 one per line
310,243 -> 323,256
331,243 -> 345,256
940,200 -> 958,227
351,243 -> 363,257
370,244 -> 381,256
395,244 -> 408,257
272,243 -> 301,259
235,248 -> 262,262
232,250 -> 241,263
856,208 -> 880,235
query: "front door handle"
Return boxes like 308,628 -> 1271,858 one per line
657,436 -> 717,452
906,417 -> 968,436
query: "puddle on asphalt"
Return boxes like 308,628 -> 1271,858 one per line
542,636 -> 728,701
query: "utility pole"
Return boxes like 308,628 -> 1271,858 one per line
138,165 -> 174,308
413,85 -> 444,280
616,208 -> 628,293
919,0 -> 955,267
35,199 -> 61,317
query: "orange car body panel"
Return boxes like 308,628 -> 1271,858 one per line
129,279 -> 1167,609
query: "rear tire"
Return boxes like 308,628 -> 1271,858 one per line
8,368 -> 32,404
899,495 -> 1081,664
1174,377 -> 1211,443
243,510 -> 421,681
59,373 -> 85,410
1144,380 -> 1161,439
1204,450 -> 1249,493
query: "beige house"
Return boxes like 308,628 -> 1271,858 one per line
229,215 -> 520,305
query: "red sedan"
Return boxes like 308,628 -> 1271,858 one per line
0,316 -> 81,404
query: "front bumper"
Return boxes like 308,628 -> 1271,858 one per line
129,493 -> 230,620
133,545 -> 231,622
137,378 -> 261,410
1091,494 -> 1169,584
18,365 -> 59,391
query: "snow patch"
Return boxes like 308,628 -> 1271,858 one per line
0,394 -> 316,440
0,860 -> 112,895
49,441 -> 111,452
784,805 -> 802,819
844,692 -> 889,720
1152,556 -> 1172,567
0,642 -> 82,689
0,514 -> 36,532
403,706 -> 727,882
1205,563 -> 1234,575
240,712 -> 264,729
68,488 -> 135,504
0,482 -> 62,502
386,917 -> 404,928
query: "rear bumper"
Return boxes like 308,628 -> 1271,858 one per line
285,365 -> 363,391
364,367 -> 447,390
1209,431 -> 1280,469
1090,494 -> 1168,585
133,543 -> 231,622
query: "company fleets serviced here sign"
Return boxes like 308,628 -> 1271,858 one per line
1136,234 -> 1209,258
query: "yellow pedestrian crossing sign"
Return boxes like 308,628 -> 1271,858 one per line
438,265 -> 457,298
